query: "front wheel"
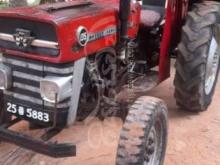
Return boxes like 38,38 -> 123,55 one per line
116,96 -> 168,165
174,1 -> 220,112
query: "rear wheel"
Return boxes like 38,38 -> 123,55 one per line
116,96 -> 168,165
174,1 -> 220,112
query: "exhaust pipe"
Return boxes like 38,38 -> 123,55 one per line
119,0 -> 131,46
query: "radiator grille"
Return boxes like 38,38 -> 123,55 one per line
2,54 -> 74,111
0,17 -> 59,56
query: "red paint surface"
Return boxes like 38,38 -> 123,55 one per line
158,0 -> 189,82
0,0 -> 140,63
0,0 -> 190,82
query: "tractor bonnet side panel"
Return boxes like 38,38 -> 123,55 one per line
0,1 -> 140,63
57,10 -> 118,63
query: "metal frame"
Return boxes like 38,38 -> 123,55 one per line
0,117 -> 76,158
68,57 -> 86,125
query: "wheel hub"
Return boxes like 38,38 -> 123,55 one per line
144,127 -> 159,165
205,37 -> 220,95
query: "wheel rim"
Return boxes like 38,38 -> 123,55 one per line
143,123 -> 162,165
205,36 -> 220,95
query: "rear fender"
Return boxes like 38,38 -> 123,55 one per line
159,0 -> 189,82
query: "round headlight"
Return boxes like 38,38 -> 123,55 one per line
40,81 -> 58,103
0,65 -> 12,90
40,76 -> 72,103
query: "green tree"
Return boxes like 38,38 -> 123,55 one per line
9,0 -> 27,7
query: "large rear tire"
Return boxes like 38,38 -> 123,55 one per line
116,96 -> 168,165
174,1 -> 220,112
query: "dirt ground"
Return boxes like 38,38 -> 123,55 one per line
0,61 -> 220,165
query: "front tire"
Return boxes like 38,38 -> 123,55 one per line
174,1 -> 220,112
116,96 -> 168,165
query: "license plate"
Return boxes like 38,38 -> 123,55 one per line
6,102 -> 50,123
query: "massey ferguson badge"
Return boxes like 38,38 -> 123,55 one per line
76,26 -> 88,47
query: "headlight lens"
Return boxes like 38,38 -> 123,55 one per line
40,76 -> 72,103
0,64 -> 12,90
40,81 -> 58,103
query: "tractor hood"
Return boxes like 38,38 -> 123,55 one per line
0,0 -> 140,63
0,1 -> 114,24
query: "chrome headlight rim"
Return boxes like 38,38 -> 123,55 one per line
40,76 -> 72,104
0,64 -> 12,90
40,79 -> 59,103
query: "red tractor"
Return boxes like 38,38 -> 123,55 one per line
0,0 -> 219,164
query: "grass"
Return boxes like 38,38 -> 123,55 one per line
0,2 -> 8,9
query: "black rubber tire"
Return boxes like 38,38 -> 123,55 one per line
174,1 -> 220,112
116,96 -> 168,165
